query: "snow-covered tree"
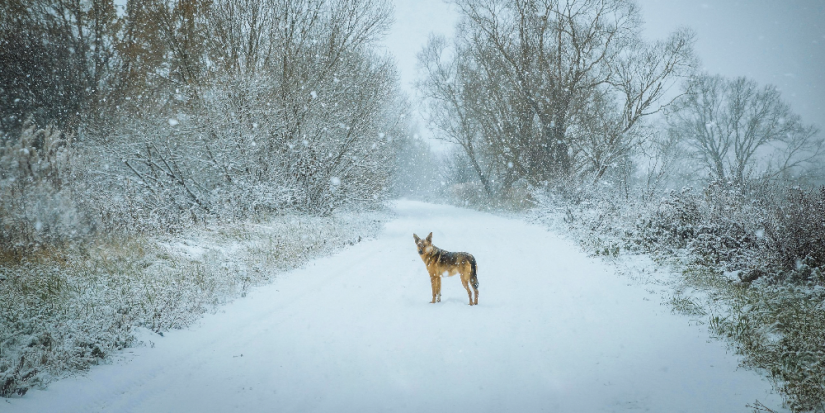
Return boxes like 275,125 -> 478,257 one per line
1,0 -> 406,246
666,74 -> 824,184
418,0 -> 696,192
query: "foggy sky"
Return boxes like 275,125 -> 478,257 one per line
382,0 -> 825,143
639,0 -> 825,131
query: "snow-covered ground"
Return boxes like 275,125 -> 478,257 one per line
6,200 -> 783,412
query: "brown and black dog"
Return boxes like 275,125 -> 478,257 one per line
413,232 -> 479,305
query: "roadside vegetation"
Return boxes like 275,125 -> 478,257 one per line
1,0 -> 405,397
0,212 -> 384,396
529,182 -> 824,412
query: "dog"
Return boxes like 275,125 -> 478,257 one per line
413,232 -> 479,305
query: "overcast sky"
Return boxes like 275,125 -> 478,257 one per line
380,0 -> 825,144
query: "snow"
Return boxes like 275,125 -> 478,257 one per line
162,241 -> 210,261
6,200 -> 783,412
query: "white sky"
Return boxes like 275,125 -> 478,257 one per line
639,0 -> 825,131
381,0 -> 458,93
381,0 -> 825,146
379,0 -> 459,148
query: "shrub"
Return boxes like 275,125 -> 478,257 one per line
0,124 -> 92,254
763,187 -> 825,277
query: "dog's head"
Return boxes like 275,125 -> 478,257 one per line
413,232 -> 433,256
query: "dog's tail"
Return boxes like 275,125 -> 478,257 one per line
470,256 -> 479,289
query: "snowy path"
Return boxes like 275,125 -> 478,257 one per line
8,200 -> 781,413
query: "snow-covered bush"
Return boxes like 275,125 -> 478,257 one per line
104,69 -> 402,223
0,124 -> 93,253
635,184 -> 767,272
763,187 -> 825,279
74,0 -> 407,223
0,1 -> 405,242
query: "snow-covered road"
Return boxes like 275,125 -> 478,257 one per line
8,200 -> 782,412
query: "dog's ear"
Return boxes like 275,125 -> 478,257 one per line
426,232 -> 433,243
413,233 -> 420,242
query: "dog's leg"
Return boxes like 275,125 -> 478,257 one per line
435,276 -> 442,302
430,275 -> 437,303
461,276 -> 473,305
469,260 -> 479,306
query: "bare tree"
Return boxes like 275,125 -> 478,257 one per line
417,35 -> 494,195
418,0 -> 696,192
667,74 -> 824,184
577,27 -> 696,181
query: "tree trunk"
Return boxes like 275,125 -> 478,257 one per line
464,142 -> 493,196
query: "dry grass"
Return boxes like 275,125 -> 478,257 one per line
653,262 -> 825,412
